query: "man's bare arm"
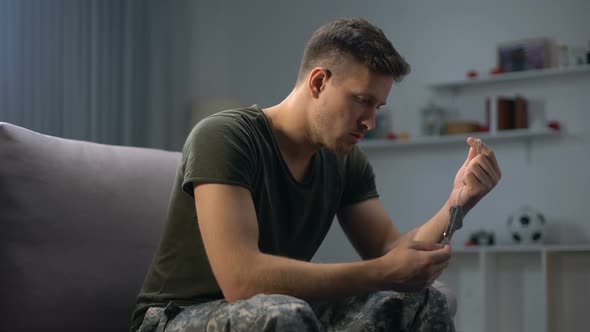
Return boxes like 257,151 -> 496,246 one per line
339,137 -> 502,253
337,198 -> 401,259
337,198 -> 447,259
194,183 -> 449,303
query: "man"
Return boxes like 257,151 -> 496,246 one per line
132,18 -> 501,331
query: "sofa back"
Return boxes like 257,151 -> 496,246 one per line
0,123 -> 181,331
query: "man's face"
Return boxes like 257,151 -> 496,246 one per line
311,58 -> 394,154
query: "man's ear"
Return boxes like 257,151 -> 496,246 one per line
308,67 -> 331,98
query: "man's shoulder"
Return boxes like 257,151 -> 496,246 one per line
186,105 -> 265,142
199,105 -> 264,128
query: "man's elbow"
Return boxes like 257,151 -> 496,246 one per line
223,292 -> 249,303
219,278 -> 258,303
215,260 -> 262,303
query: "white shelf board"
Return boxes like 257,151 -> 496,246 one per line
454,245 -> 543,253
453,244 -> 590,254
359,128 -> 559,150
543,244 -> 590,253
429,64 -> 590,89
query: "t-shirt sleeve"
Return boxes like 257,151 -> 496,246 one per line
180,114 -> 257,197
340,146 -> 379,207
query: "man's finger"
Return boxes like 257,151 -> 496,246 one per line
427,249 -> 452,265
485,150 -> 502,180
466,162 -> 495,189
410,240 -> 443,251
413,243 -> 451,264
476,156 -> 499,180
472,139 -> 502,179
471,157 -> 499,185
463,137 -> 480,166
463,147 -> 477,167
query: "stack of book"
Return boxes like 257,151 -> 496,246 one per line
485,96 -> 528,132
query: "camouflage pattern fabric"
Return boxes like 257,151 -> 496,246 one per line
137,288 -> 454,332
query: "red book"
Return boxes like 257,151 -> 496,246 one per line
497,97 -> 515,130
514,96 -> 528,129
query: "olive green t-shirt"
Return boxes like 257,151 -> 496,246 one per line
132,105 -> 378,328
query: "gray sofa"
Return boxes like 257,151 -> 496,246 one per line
0,122 -> 455,331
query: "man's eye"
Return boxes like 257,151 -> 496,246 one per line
357,97 -> 371,106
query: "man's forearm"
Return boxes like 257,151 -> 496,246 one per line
412,200 -> 454,244
377,200 -> 456,257
223,252 -> 385,303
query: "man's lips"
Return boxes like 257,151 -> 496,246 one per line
351,132 -> 364,139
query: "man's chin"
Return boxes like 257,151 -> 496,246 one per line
325,142 -> 354,155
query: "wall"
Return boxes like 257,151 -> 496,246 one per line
191,0 -> 590,262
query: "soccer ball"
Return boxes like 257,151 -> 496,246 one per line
507,206 -> 546,244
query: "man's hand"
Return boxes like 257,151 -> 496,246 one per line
449,137 -> 502,213
378,230 -> 451,292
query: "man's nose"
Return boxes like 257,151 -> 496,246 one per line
360,110 -> 377,131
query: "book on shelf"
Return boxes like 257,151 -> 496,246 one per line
486,95 -> 529,133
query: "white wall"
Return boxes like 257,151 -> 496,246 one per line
191,0 -> 590,262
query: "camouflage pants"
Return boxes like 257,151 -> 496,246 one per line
137,288 -> 454,332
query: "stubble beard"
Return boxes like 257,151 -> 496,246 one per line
312,109 -> 352,155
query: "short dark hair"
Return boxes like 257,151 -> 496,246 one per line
297,18 -> 410,83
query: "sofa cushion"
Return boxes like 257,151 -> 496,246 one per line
0,123 -> 181,331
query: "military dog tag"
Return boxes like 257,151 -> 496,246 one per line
441,205 -> 463,246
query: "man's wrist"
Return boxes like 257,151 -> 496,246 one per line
446,189 -> 471,216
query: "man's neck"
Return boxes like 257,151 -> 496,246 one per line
263,90 -> 319,181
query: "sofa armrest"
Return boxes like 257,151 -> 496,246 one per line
0,122 -> 181,330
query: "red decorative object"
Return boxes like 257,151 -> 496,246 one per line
467,70 -> 478,79
548,121 -> 561,131
477,125 -> 490,132
490,67 -> 503,75
386,132 -> 397,140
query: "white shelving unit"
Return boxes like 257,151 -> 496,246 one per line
427,65 -> 590,332
359,65 -> 588,330
440,245 -> 590,332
